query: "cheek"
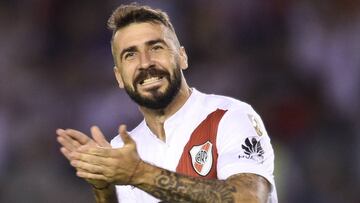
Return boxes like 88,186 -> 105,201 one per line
122,73 -> 132,86
120,62 -> 138,80
156,53 -> 178,70
118,70 -> 133,88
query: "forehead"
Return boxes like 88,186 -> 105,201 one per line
113,22 -> 172,51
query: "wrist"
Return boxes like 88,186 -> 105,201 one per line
130,160 -> 157,187
92,183 -> 115,195
127,159 -> 144,185
92,184 -> 117,202
91,183 -> 111,190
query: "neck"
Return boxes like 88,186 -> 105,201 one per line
139,81 -> 191,141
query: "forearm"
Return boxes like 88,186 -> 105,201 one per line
132,161 -> 269,203
92,185 -> 118,203
136,168 -> 235,202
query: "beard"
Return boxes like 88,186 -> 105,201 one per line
123,65 -> 182,109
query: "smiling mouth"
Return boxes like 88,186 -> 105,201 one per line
140,76 -> 164,86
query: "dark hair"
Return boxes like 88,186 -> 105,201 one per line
107,3 -> 176,39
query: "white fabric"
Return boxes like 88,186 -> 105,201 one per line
111,88 -> 277,203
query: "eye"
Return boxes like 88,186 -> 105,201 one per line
124,52 -> 136,60
151,44 -> 164,51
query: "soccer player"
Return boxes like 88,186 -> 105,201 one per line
56,3 -> 277,203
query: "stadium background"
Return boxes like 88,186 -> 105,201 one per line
0,0 -> 359,202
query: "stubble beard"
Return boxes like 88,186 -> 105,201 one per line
124,66 -> 182,110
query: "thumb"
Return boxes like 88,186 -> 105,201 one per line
118,125 -> 134,145
90,126 -> 111,147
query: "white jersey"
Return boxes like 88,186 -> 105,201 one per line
111,88 -> 278,202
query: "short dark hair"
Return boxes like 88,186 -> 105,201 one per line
107,3 -> 176,40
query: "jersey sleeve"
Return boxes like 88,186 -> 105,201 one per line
114,185 -> 136,203
216,106 -> 276,188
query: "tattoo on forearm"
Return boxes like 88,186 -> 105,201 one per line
139,170 -> 237,203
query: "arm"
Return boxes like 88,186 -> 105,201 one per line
132,162 -> 270,203
56,127 -> 118,203
71,125 -> 270,203
92,185 -> 117,203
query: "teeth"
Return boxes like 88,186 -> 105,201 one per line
142,77 -> 161,85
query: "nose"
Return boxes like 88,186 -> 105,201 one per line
139,51 -> 154,69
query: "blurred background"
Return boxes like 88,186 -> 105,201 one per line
0,0 -> 359,202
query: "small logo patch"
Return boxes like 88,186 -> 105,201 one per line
189,141 -> 213,176
247,114 -> 263,136
239,137 -> 264,163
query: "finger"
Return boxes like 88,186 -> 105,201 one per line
65,129 -> 93,145
71,160 -> 105,174
91,126 -> 111,147
71,150 -> 111,165
56,128 -> 66,136
60,147 -> 72,161
57,134 -> 81,151
76,144 -> 112,156
76,171 -> 108,181
118,125 -> 134,145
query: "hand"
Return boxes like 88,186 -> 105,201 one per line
56,126 -> 111,189
69,125 -> 143,186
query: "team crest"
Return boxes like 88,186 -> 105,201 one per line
189,141 -> 213,176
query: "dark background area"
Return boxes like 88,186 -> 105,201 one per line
0,0 -> 359,202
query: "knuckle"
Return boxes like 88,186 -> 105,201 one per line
104,170 -> 114,178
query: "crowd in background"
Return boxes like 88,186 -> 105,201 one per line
0,0 -> 359,202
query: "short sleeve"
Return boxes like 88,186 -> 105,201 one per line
115,185 -> 137,203
216,106 -> 276,188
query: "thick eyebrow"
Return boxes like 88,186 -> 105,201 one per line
145,39 -> 167,47
119,39 -> 169,61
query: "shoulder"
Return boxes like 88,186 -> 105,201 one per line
195,89 -> 253,113
193,90 -> 261,133
217,102 -> 268,141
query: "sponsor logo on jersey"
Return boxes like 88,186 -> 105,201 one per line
239,137 -> 264,163
247,114 -> 263,136
189,141 -> 213,176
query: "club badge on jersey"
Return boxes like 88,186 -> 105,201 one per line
189,141 -> 213,176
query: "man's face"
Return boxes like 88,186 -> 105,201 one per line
112,22 -> 187,109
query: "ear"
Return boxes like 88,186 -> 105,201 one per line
178,46 -> 188,70
113,66 -> 124,88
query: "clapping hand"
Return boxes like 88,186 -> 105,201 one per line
56,125 -> 142,188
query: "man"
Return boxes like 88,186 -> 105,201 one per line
56,3 -> 277,203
